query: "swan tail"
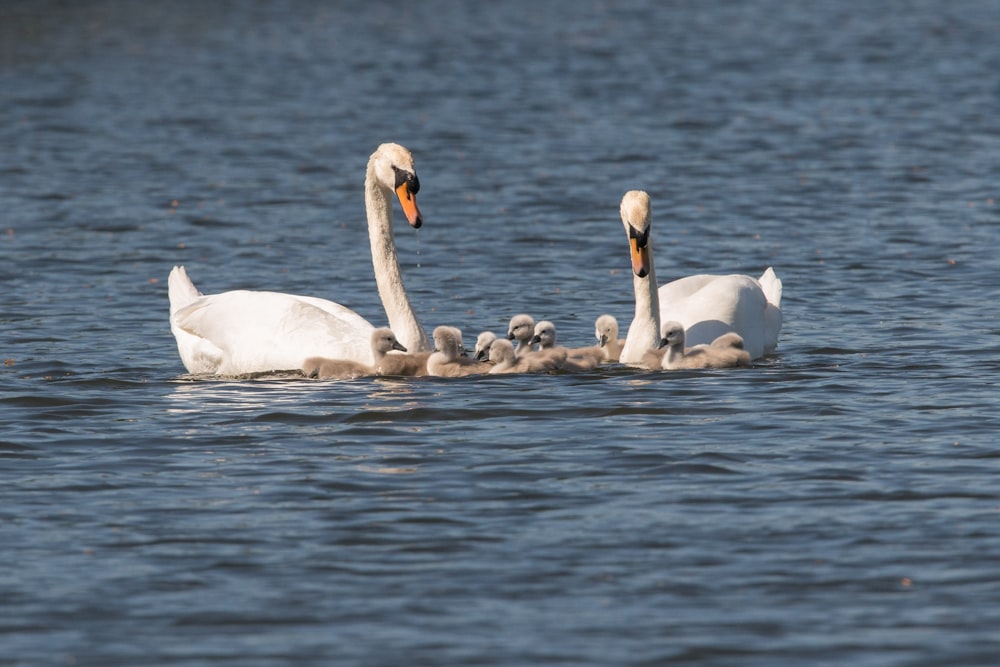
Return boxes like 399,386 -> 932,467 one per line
758,267 -> 782,308
168,265 -> 202,315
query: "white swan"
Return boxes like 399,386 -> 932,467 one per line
506,314 -> 536,358
426,326 -> 492,377
618,191 -> 663,366
658,320 -> 751,370
488,338 -> 565,374
615,190 -> 782,363
530,320 -> 602,371
594,314 -> 625,362
167,143 -> 431,375
302,327 -> 406,379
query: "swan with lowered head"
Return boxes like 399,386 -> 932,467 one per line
488,338 -> 565,374
168,143 -> 430,375
426,326 -> 493,377
658,320 -> 751,370
302,327 -> 406,379
530,320 -> 601,371
615,189 -> 782,363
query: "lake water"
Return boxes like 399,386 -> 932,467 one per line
3,1 -> 1000,665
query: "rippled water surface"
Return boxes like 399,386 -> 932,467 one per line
3,1 -> 1000,665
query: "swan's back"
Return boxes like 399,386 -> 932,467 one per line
657,274 -> 769,359
172,289 -> 376,374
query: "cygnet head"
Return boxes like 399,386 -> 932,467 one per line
432,325 -> 461,359
371,327 -> 407,355
488,338 -> 516,365
369,142 -> 422,228
595,314 -> 619,347
530,321 -> 558,348
474,331 -> 497,361
507,314 -> 535,344
620,190 -> 652,278
658,321 -> 686,350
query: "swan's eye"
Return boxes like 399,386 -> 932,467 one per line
393,167 -> 420,195
628,224 -> 649,249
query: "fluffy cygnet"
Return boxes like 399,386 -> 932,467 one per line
506,314 -> 536,358
303,327 -> 406,379
427,326 -> 493,377
474,331 -> 497,361
530,321 -> 601,372
594,313 -> 626,362
487,338 -> 565,374
658,320 -> 751,370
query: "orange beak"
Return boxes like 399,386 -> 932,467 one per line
395,182 -> 423,229
629,234 -> 650,278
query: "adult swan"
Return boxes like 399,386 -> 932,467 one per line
167,143 -> 431,375
617,190 -> 782,363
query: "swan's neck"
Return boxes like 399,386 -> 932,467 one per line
364,173 -> 430,352
622,261 -> 661,364
663,342 -> 684,368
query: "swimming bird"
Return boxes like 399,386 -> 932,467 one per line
302,327 -> 407,379
530,320 -> 601,371
615,190 -> 781,362
488,338 -> 566,374
474,331 -> 497,361
594,314 -> 625,362
658,320 -> 751,370
168,143 -> 430,375
506,314 -> 537,358
617,191 -> 664,366
426,326 -> 493,377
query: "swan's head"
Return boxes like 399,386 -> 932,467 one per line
595,314 -> 619,347
620,190 -> 652,278
531,321 -> 557,348
488,338 -> 516,365
658,321 -> 685,349
371,142 -> 423,229
474,331 -> 497,361
371,327 -> 407,354
507,314 -> 535,343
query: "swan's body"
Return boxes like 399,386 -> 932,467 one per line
594,314 -> 625,362
530,321 -> 601,371
168,143 -> 429,375
659,320 -> 751,370
427,326 -> 492,377
506,314 -> 537,358
614,189 -> 781,363
302,327 -> 406,379
488,338 -> 565,374
474,331 -> 497,362
658,268 -> 781,360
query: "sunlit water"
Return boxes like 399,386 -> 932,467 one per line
3,1 -> 1000,665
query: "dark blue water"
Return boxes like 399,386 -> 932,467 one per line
3,1 -> 1000,665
